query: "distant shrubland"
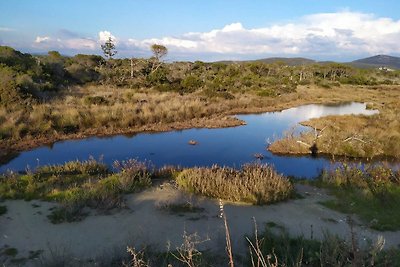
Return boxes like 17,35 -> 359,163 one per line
1,45 -> 399,109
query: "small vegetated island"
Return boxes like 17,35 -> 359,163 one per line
1,43 -> 400,266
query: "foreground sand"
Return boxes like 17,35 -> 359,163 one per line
1,183 -> 400,265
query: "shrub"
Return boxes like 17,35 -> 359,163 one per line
180,75 -> 203,93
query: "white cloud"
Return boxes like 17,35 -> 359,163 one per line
29,11 -> 400,60
98,30 -> 117,44
35,36 -> 51,43
33,35 -> 96,51
125,11 -> 400,58
0,27 -> 14,32
64,38 -> 97,50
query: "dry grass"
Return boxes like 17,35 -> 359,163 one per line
269,86 -> 400,158
176,163 -> 293,205
1,84 -> 394,155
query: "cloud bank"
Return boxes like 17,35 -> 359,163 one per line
31,11 -> 400,60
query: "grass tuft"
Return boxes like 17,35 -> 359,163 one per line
176,163 -> 293,205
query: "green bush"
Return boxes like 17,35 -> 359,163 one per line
180,75 -> 203,92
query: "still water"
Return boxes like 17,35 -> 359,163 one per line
0,102 -> 380,177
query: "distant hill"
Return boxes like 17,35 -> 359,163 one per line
216,57 -> 316,66
351,55 -> 400,69
252,57 -> 316,66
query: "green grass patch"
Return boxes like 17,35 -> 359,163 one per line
317,163 -> 400,231
321,186 -> 400,231
0,205 -> 7,216
3,247 -> 18,257
0,158 -> 153,223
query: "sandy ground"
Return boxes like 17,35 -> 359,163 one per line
1,183 -> 400,265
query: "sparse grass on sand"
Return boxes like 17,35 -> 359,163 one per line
314,163 -> 400,231
0,158 -> 153,223
176,163 -> 293,205
0,159 -> 294,223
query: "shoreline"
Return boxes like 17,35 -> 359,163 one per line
0,95 -> 366,162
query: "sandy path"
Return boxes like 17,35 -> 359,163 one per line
1,183 -> 400,265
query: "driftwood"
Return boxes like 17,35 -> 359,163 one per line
297,141 -> 311,147
343,136 -> 367,144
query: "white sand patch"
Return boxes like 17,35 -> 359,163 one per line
1,182 -> 400,264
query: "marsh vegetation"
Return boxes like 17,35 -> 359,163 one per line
1,45 -> 400,162
269,93 -> 400,158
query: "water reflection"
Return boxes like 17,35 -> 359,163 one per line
0,102 -> 385,178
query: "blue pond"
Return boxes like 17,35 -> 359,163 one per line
0,102 -> 380,178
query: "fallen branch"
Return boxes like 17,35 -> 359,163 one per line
343,136 -> 367,144
297,140 -> 311,147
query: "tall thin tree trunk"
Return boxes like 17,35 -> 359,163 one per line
130,57 -> 134,79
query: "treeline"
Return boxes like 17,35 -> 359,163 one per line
1,45 -> 400,109
0,46 -> 103,108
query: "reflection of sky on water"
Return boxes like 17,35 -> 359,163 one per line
0,102 -> 386,178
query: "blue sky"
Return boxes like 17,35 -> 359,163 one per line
1,0 -> 399,61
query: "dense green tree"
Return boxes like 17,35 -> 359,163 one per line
0,46 -> 37,73
0,64 -> 32,108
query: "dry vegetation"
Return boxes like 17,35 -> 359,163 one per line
2,84 -> 397,158
176,163 -> 293,204
269,85 -> 400,158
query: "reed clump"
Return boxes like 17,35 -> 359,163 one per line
176,163 -> 293,205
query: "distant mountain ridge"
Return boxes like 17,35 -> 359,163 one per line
216,57 -> 316,66
351,55 -> 400,69
250,57 -> 316,66
214,55 -> 400,69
